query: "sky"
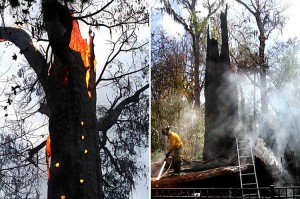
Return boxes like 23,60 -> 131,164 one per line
152,0 -> 300,41
280,0 -> 300,39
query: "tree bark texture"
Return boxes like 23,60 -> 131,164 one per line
192,35 -> 201,108
256,14 -> 268,115
46,54 -> 101,199
256,9 -> 270,149
203,8 -> 239,161
43,3 -> 102,198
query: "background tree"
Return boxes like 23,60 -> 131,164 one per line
266,39 -> 300,179
151,26 -> 205,160
0,0 -> 148,198
158,0 -> 224,109
233,0 -> 287,145
228,0 -> 300,183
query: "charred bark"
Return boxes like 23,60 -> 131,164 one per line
46,56 -> 102,199
203,7 -> 239,161
43,4 -> 102,198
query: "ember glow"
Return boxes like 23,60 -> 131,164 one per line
46,135 -> 51,179
69,20 -> 95,97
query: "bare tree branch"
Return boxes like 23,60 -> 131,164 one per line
74,0 -> 114,20
94,25 -> 140,88
100,65 -> 148,81
0,27 -> 49,92
26,140 -> 46,166
38,101 -> 50,117
235,0 -> 256,16
97,84 -> 148,132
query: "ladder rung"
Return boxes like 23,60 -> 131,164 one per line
243,194 -> 258,196
239,163 -> 253,166
239,155 -> 252,158
238,147 -> 251,150
242,183 -> 257,186
241,173 -> 255,176
238,165 -> 253,168
237,138 -> 260,198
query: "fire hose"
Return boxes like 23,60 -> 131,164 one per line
156,157 -> 173,180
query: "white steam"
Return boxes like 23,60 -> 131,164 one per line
234,50 -> 300,185
253,138 -> 280,168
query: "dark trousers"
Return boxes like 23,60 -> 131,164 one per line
173,147 -> 182,174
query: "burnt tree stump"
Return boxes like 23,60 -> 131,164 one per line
203,6 -> 239,161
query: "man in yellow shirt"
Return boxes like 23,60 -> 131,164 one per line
162,126 -> 183,176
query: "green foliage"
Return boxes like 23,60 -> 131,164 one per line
189,12 -> 208,36
268,38 -> 300,89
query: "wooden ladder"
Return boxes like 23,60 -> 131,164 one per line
236,138 -> 260,198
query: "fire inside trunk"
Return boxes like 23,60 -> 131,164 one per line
69,19 -> 96,98
46,16 -> 101,198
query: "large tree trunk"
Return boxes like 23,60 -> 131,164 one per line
193,35 -> 201,108
257,15 -> 272,149
151,165 -> 249,188
203,7 -> 239,161
151,156 -> 280,193
47,57 -> 101,199
43,2 -> 102,198
256,16 -> 268,115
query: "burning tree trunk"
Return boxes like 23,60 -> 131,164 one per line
0,3 -> 102,198
44,3 -> 102,198
203,7 -> 239,161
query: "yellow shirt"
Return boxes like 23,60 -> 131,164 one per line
168,131 -> 183,152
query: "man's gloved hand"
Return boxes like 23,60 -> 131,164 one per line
165,151 -> 171,159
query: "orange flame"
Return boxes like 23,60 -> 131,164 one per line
69,20 -> 90,67
69,20 -> 95,97
46,135 -> 51,179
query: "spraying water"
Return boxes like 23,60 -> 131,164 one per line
156,161 -> 166,180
